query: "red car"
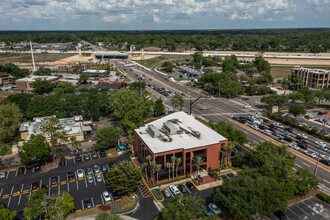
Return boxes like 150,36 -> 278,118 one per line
31,181 -> 38,190
263,119 -> 269,123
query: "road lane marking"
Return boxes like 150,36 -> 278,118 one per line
81,200 -> 84,210
101,195 -> 104,204
18,183 -> 24,205
15,169 -> 18,177
323,179 -> 330,184
302,162 -> 311,168
0,188 -> 3,198
75,172 -> 79,191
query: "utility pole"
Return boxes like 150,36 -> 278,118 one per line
218,79 -> 221,97
314,153 -> 321,176
30,41 -> 36,72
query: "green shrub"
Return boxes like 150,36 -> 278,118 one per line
317,192 -> 330,204
151,188 -> 164,200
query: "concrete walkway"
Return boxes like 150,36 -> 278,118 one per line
74,214 -> 138,220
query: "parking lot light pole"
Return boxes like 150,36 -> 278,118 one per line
314,153 -> 321,176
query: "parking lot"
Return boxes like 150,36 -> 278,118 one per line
0,151 -> 131,213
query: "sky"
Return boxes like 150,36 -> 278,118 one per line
0,0 -> 329,30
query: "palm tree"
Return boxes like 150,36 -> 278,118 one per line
171,156 -> 176,180
145,155 -> 152,180
155,164 -> 162,185
176,157 -> 182,179
226,142 -> 236,167
193,156 -> 205,176
166,162 -> 172,182
151,160 -> 156,183
141,162 -> 148,181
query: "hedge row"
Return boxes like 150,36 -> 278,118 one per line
316,192 -> 330,204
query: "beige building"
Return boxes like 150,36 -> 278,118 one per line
291,67 -> 330,89
19,116 -> 92,144
15,75 -> 59,91
0,73 -> 10,85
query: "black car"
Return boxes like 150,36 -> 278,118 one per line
84,198 -> 92,209
100,150 -> 106,157
34,163 -> 41,171
75,154 -> 82,162
297,143 -> 308,149
258,125 -> 266,130
319,159 -> 330,166
272,132 -> 279,137
274,210 -> 287,219
60,157 -> 65,166
109,162 -> 115,168
178,184 -> 188,193
185,182 -> 195,191
284,127 -> 293,133
269,127 -> 276,132
18,167 -> 25,174
51,176 -> 58,185
67,171 -> 74,180
91,151 -> 98,159
101,165 -> 108,173
284,137 -> 293,142
84,154 -> 90,161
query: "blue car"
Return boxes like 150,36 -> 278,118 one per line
232,117 -> 239,121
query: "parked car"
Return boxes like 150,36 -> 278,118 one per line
31,181 -> 38,190
162,189 -> 171,198
91,151 -> 98,159
86,167 -> 93,176
258,125 -> 266,130
18,167 -> 25,174
100,149 -> 106,157
178,184 -> 188,193
169,185 -> 180,195
26,164 -> 34,170
251,125 -> 259,130
262,130 -> 271,135
96,174 -> 103,183
103,191 -> 112,203
51,176 -> 58,185
320,155 -> 330,161
232,117 -> 239,121
244,104 -> 251,109
288,143 -> 299,150
185,182 -> 195,191
101,165 -> 108,173
34,163 -> 41,171
84,154 -> 90,161
87,175 -> 94,184
238,119 -> 246,124
297,133 -> 308,139
275,137 -> 284,143
272,132 -> 279,137
0,171 -> 7,179
297,143 -> 308,150
208,203 -> 221,214
316,145 -> 328,151
77,169 -> 84,178
60,157 -> 65,166
84,198 -> 92,209
93,165 -> 100,173
304,150 -> 317,158
67,171 -> 74,180
75,154 -> 82,162
263,118 -> 269,123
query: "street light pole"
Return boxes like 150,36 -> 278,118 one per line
189,95 -> 208,115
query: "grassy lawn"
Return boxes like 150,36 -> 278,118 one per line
67,207 -> 102,219
136,56 -> 182,68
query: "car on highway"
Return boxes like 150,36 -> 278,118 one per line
284,137 -> 293,142
232,117 -> 239,121
87,175 -> 94,184
51,176 -> 58,185
86,167 -> 93,176
84,154 -> 90,161
0,171 -> 6,179
316,145 -> 328,151
321,155 -> 330,161
96,174 -> 103,183
77,169 -> 84,178
178,184 -> 188,193
91,151 -> 98,159
208,203 -> 221,214
103,191 -> 112,203
288,143 -> 300,150
304,150 -> 317,158
297,143 -> 308,150
93,165 -> 100,173
315,141 -> 326,147
319,159 -> 330,166
275,137 -> 284,143
67,171 -> 74,180
84,198 -> 92,209
185,182 -> 195,191
297,133 -> 308,139
32,181 -> 38,190
75,154 -> 82,162
18,167 -> 25,174
162,189 -> 171,198
169,185 -> 180,195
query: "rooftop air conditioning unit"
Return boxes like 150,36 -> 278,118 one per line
147,125 -> 160,138
163,122 -> 177,135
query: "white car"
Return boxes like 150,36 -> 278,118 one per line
316,145 -> 328,151
244,104 -> 251,109
77,169 -> 84,178
272,122 -> 284,128
96,174 -> 103,183
315,141 -> 326,147
304,150 -> 316,158
251,125 -> 259,130
169,185 -> 180,195
262,130 -> 271,135
0,171 -> 6,179
321,155 -> 330,161
288,143 -> 300,150
102,191 -> 112,203
208,203 -> 221,214
297,133 -> 308,139
87,175 -> 94,184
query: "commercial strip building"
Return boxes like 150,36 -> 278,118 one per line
19,115 -> 92,144
291,67 -> 330,89
15,75 -> 59,91
134,112 -> 227,183
179,66 -> 204,77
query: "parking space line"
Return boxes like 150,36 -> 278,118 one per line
73,158 -> 76,164
6,171 -> 10,179
48,178 -> 51,197
65,159 -> 68,166
7,185 -> 14,207
106,164 -> 110,171
82,156 -> 84,162
84,176 -> 88,188
24,168 -> 27,175
67,175 -> 70,193
0,188 -> 3,198
93,174 -> 96,186
81,200 -> 84,210
293,204 -> 311,217
102,174 -> 105,183
58,176 -> 61,195
286,207 -> 301,218
15,169 -> 18,177
75,173 -> 79,190
101,195 -> 104,204
91,197 -> 95,208
29,184 -> 32,200
18,183 -> 24,205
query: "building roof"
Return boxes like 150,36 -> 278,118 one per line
16,75 -> 58,82
292,67 -> 329,74
0,73 -> 10,77
135,111 -> 227,154
179,66 -> 204,75
320,111 -> 330,119
96,84 -> 122,89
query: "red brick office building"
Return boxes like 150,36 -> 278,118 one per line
134,112 -> 228,183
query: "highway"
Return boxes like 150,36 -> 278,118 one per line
115,59 -> 330,192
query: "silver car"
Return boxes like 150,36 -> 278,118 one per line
209,203 -> 221,214
0,171 -> 6,179
96,174 -> 103,183
87,175 -> 94,184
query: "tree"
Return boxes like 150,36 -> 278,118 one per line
253,55 -> 271,74
105,161 -> 142,195
129,82 -> 146,91
151,160 -> 156,184
289,104 -> 306,120
291,168 -> 318,197
94,127 -> 122,150
171,156 -> 176,180
214,170 -> 287,219
70,136 -> 81,150
34,67 -> 51,76
159,194 -> 206,220
193,52 -> 203,69
78,73 -> 89,84
19,134 -> 52,165
41,116 -> 66,149
0,103 -> 22,143
288,92 -> 304,103
0,143 -> 11,156
53,82 -> 75,95
24,189 -> 75,220
0,203 -> 16,220
162,61 -> 174,72
170,94 -> 184,110
208,121 -> 248,145
95,213 -> 123,220
154,98 -> 164,116
166,162 -> 172,182
220,144 -> 228,168
175,157 -> 182,179
226,142 -> 236,167
31,80 -> 54,94
193,156 -> 205,176
155,164 -> 162,185
2,63 -> 28,79
141,162 -> 148,181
